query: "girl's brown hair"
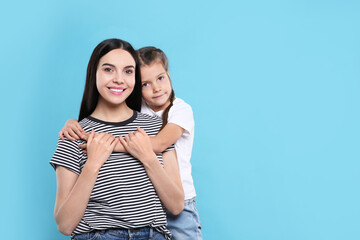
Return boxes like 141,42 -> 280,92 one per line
137,47 -> 175,129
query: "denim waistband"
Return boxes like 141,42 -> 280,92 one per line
72,227 -> 156,240
184,197 -> 197,206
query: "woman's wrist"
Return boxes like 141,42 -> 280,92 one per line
83,160 -> 102,174
140,153 -> 159,169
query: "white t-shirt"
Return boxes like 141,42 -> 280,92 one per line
141,97 -> 196,200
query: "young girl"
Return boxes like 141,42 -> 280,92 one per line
60,47 -> 202,240
51,39 -> 184,240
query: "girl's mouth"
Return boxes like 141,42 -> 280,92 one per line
153,93 -> 164,99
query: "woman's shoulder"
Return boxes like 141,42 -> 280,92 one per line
136,111 -> 162,123
78,117 -> 99,130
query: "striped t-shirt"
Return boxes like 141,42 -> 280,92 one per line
50,111 -> 172,238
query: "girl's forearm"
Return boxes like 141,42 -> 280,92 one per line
55,164 -> 99,235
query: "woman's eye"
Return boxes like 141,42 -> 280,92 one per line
104,68 -> 113,72
142,83 -> 149,87
125,70 -> 133,74
158,76 -> 164,81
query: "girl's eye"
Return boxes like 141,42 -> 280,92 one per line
158,76 -> 164,81
142,83 -> 149,87
104,68 -> 113,72
125,69 -> 133,74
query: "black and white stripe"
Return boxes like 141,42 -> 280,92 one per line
50,111 -> 172,238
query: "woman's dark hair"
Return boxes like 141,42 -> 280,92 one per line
78,38 -> 142,121
137,47 -> 175,129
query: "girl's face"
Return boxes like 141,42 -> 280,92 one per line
141,62 -> 172,112
96,49 -> 136,106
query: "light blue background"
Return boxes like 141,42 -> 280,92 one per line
0,1 -> 359,239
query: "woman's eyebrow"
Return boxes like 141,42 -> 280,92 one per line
102,63 -> 115,68
101,64 -> 135,69
124,65 -> 135,69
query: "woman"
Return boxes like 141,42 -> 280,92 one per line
50,38 -> 184,240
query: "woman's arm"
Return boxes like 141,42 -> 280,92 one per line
54,131 -> 116,235
119,127 -> 184,215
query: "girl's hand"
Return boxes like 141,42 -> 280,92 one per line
59,119 -> 86,141
119,127 -> 156,163
85,130 -> 117,170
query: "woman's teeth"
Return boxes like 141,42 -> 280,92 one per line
110,88 -> 124,92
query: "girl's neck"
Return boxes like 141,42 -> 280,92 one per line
91,99 -> 134,122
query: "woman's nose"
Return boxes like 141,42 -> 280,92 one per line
112,73 -> 124,84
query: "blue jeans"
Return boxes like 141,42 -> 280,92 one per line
166,197 -> 203,240
72,227 -> 167,240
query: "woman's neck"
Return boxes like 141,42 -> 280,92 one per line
91,99 -> 134,122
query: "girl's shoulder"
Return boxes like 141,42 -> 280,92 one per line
171,97 -> 193,114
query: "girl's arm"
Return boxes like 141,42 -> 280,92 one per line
150,123 -> 184,153
59,119 -> 126,152
58,119 -> 184,153
119,127 -> 184,215
59,119 -> 86,141
54,131 -> 116,235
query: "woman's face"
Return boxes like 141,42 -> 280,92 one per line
141,62 -> 172,112
96,48 -> 136,106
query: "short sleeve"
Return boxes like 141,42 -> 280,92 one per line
50,138 -> 81,175
167,99 -> 194,134
163,144 -> 175,153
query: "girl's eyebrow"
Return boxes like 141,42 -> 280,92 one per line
156,72 -> 166,78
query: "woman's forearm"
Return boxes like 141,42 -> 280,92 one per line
55,164 -> 99,235
142,154 -> 184,215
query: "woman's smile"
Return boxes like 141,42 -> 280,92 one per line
108,86 -> 126,95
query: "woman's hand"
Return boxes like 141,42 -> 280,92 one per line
119,127 -> 156,163
85,130 -> 117,170
59,119 -> 86,141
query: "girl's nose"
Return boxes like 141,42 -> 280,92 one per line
152,82 -> 161,92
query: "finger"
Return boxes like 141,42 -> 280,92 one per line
109,137 -> 117,149
104,134 -> 115,145
82,150 -> 87,155
75,122 -> 85,135
59,130 -> 65,141
97,133 -> 113,146
93,132 -> 106,141
124,134 -> 130,143
118,135 -> 128,148
78,144 -> 87,149
137,127 -> 147,136
68,128 -> 80,140
128,131 -> 135,139
64,131 -> 76,141
73,127 -> 83,140
82,133 -> 89,141
88,129 -> 95,144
